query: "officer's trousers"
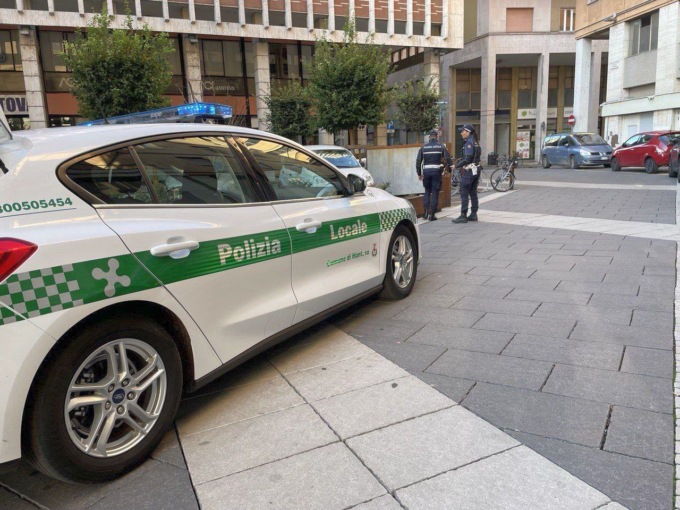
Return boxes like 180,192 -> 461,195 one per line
422,168 -> 442,214
460,169 -> 479,215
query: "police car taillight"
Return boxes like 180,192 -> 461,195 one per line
0,238 -> 37,282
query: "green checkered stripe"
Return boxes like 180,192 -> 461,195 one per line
379,207 -> 417,232
0,265 -> 82,325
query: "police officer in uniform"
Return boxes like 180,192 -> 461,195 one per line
416,129 -> 453,221
452,124 -> 482,224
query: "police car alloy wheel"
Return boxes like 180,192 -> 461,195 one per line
381,225 -> 417,300
24,315 -> 182,483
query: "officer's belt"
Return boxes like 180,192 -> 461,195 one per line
423,164 -> 441,169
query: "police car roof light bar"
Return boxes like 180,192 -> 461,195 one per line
79,102 -> 233,126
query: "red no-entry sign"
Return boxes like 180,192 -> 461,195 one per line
568,115 -> 576,127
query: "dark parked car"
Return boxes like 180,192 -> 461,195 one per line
611,131 -> 680,173
540,133 -> 612,169
670,142 -> 680,179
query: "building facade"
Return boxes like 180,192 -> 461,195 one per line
574,0 -> 680,147
0,0 -> 463,142
435,0 -> 607,159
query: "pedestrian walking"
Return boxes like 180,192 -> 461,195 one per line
452,124 -> 482,224
416,129 -> 453,221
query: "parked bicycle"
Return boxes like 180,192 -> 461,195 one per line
489,152 -> 518,192
451,161 -> 494,194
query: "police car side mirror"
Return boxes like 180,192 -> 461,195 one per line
348,174 -> 366,194
360,159 -> 367,168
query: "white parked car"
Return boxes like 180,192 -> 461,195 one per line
307,145 -> 375,186
0,122 -> 419,482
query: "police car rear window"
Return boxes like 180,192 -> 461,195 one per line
66,149 -> 152,204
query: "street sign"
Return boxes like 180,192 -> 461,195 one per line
386,120 -> 395,134
568,115 -> 576,127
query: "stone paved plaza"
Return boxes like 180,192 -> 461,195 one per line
0,167 -> 676,510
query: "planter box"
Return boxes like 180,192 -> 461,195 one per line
402,170 -> 452,217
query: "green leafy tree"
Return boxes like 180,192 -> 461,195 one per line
63,5 -> 174,119
308,20 -> 392,143
395,79 -> 440,135
263,80 -> 315,141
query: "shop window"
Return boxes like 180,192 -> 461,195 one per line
496,68 -> 511,110
39,31 -> 75,73
629,12 -> 658,56
0,30 -> 22,72
560,8 -> 575,32
548,67 -> 559,107
456,69 -> 481,112
563,66 -> 574,107
200,39 -> 253,98
517,67 -> 536,108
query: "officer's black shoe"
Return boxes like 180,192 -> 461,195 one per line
467,213 -> 478,222
429,213 -> 438,221
452,215 -> 468,224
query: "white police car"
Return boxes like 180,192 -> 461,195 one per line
0,119 -> 419,482
307,145 -> 375,186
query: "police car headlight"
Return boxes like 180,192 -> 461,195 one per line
363,173 -> 374,186
579,149 -> 590,156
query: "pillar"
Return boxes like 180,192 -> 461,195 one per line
254,40 -> 271,131
448,66 -> 456,146
357,126 -> 367,145
18,27 -> 47,129
423,49 -> 440,90
328,0 -> 335,31
182,35 -> 203,102
376,123 -> 387,146
387,0 -> 394,36
368,0 -> 375,33
318,129 -> 333,144
588,49 -> 602,133
480,51 -> 496,159
535,52 -> 549,161
556,65 -> 566,132
407,0 -> 413,37
509,67 -> 518,156
573,37 -> 592,133
424,0 -> 431,38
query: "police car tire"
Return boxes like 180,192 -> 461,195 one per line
24,315 -> 183,483
380,225 -> 418,300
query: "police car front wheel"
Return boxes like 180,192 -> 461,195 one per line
24,315 -> 183,483
381,225 -> 417,300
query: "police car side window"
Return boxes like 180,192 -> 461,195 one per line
66,148 -> 152,204
133,136 -> 258,205
238,137 -> 343,201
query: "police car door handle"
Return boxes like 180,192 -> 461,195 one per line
296,219 -> 322,233
150,240 -> 200,259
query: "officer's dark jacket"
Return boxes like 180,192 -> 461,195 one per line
455,136 -> 482,168
416,139 -> 453,176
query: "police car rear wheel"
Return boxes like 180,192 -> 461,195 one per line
381,226 -> 417,300
24,315 -> 182,483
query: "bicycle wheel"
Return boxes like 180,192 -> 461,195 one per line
477,169 -> 491,192
451,172 -> 460,196
491,168 -> 514,192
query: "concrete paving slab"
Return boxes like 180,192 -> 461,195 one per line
194,443 -> 385,510
415,372 -> 476,402
177,376 -> 303,436
285,352 -> 409,402
407,323 -> 514,353
341,318 -> 427,343
542,364 -> 672,413
620,346 -> 673,379
348,495 -> 403,510
268,331 -> 375,374
570,321 -> 672,350
433,282 -> 514,298
151,427 -> 187,469
427,349 -> 554,390
86,462 -> 199,510
181,404 -> 338,484
451,295 -> 540,316
312,376 -> 453,439
360,338 -> 447,372
503,334 -> 624,370
483,275 -> 561,290
0,488 -> 38,510
395,306 -> 485,328
604,406 -> 673,464
347,407 -> 519,491
473,312 -> 576,338
188,355 -> 278,398
463,382 -> 610,447
509,430 -> 672,510
532,302 -> 632,326
505,288 -> 592,305
395,446 -> 611,510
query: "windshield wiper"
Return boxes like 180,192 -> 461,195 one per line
0,157 -> 8,175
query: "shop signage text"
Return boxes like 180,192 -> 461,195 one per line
0,95 -> 28,114
517,107 -> 574,119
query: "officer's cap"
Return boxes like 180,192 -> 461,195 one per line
429,129 -> 438,136
458,124 -> 475,133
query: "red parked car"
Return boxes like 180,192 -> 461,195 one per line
610,131 -> 680,173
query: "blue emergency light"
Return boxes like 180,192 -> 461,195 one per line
79,102 -> 233,126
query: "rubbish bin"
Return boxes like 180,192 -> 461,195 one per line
487,152 -> 498,166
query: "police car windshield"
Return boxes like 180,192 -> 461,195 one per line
572,134 -> 606,146
314,149 -> 361,168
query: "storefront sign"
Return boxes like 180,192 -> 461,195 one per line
202,77 -> 251,97
518,108 -> 575,119
0,95 -> 28,114
516,130 -> 531,159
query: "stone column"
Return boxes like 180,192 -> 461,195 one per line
182,35 -> 203,102
573,37 -> 592,133
318,129 -> 333,144
480,49 -> 496,159
254,40 -> 271,131
357,127 -> 367,145
407,0 -> 413,37
535,52 -> 549,161
423,49 -> 440,89
387,0 -> 394,36
18,27 -> 47,129
376,123 -> 387,146
556,66 -> 565,132
588,49 -> 602,132
448,66 -> 456,145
